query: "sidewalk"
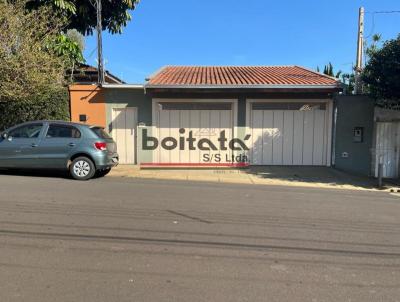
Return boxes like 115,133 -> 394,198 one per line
109,165 -> 390,191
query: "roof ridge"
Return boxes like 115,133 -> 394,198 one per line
294,65 -> 340,82
145,65 -> 170,82
152,65 -> 298,68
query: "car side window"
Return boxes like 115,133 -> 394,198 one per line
9,124 -> 43,139
46,125 -> 81,139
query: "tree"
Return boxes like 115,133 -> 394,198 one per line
322,62 -> 342,78
25,0 -> 140,35
0,1 -> 68,102
362,35 -> 400,105
365,34 -> 382,59
0,1 -> 70,129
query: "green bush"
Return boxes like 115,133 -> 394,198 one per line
0,88 -> 70,131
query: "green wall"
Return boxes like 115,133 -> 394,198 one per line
334,95 -> 374,176
104,88 -> 152,133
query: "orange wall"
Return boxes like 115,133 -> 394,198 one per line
69,84 -> 106,128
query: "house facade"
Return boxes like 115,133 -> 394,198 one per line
70,65 -> 347,168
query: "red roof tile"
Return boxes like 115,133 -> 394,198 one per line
146,66 -> 340,88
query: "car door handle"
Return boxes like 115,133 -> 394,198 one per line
31,143 -> 38,148
68,143 -> 76,147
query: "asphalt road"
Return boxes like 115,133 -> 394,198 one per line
0,172 -> 400,302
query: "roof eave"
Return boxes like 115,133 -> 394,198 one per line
145,84 -> 341,90
102,84 -> 144,89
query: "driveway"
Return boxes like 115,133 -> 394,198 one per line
0,173 -> 399,301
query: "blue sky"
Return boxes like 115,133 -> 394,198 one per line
83,0 -> 400,84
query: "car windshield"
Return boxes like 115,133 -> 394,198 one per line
91,127 -> 112,139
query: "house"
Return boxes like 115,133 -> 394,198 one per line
70,65 -> 349,168
69,64 -> 125,84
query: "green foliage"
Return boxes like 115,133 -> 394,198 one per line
0,87 -> 70,130
362,35 -> 400,104
0,1 -> 70,128
341,73 -> 355,95
319,62 -> 342,78
66,29 -> 85,52
49,33 -> 85,64
323,63 -> 333,77
317,62 -> 352,94
25,0 -> 140,35
0,1 -> 67,102
365,34 -> 382,59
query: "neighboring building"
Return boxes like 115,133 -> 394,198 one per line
69,64 -> 125,84
69,65 -> 342,167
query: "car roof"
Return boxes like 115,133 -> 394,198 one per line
17,120 -> 102,128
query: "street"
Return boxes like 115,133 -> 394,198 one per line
0,172 -> 400,301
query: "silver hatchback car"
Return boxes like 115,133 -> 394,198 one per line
0,121 -> 119,180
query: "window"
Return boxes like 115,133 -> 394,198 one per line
46,124 -> 81,138
9,124 -> 43,139
91,127 -> 112,139
252,102 -> 326,111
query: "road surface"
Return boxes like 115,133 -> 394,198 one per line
0,172 -> 399,301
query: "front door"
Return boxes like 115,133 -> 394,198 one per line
111,108 -> 137,164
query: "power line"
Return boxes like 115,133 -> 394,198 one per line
365,10 -> 400,14
364,10 -> 399,40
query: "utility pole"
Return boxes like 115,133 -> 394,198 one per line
354,6 -> 364,94
96,0 -> 104,85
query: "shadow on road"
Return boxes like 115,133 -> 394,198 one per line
244,166 -> 380,189
0,168 -> 71,179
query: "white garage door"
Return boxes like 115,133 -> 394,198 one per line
154,102 -> 233,164
249,102 -> 330,166
111,107 -> 137,164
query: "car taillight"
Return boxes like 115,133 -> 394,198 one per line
94,142 -> 107,151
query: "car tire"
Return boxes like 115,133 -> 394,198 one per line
96,168 -> 111,178
70,157 -> 96,180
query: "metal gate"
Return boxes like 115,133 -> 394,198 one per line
375,122 -> 400,178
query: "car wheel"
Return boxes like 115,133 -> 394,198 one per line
96,168 -> 111,177
70,157 -> 96,180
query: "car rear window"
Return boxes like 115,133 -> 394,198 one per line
91,127 -> 112,139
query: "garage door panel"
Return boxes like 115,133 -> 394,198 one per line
199,110 -> 211,162
220,110 -> 233,162
189,110 -> 201,163
179,110 -> 190,163
292,111 -> 304,165
283,111 -> 294,165
262,111 -> 274,165
169,110 -> 180,163
312,110 -> 325,165
155,105 -> 234,165
250,103 -> 328,166
210,110 -> 222,163
159,110 -> 171,163
272,110 -> 284,165
251,110 -> 263,164
302,110 -> 315,165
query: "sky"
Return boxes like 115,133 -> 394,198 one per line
83,0 -> 400,84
